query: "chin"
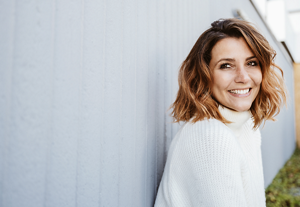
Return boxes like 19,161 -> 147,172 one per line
222,102 -> 252,112
231,105 -> 252,112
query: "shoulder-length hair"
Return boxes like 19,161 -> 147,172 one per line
170,18 -> 287,129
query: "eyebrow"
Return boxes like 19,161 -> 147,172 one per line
214,56 -> 257,67
246,56 -> 256,61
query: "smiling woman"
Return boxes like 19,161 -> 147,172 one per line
154,18 -> 287,207
210,37 -> 262,112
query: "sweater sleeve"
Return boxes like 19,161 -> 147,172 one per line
159,120 -> 248,207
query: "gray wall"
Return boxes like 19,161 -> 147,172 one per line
0,0 -> 296,207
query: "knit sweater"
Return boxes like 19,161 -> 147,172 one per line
154,106 -> 266,207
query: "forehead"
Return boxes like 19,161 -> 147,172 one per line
210,37 -> 254,61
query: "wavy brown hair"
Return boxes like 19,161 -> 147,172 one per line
170,18 -> 287,129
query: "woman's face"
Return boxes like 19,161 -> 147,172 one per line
209,37 -> 262,112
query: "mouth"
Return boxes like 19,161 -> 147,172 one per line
228,88 -> 251,95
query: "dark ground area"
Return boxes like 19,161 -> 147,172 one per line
266,147 -> 300,207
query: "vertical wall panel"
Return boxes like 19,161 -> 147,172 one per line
209,0 -> 232,22
164,0 -> 174,163
134,1 -> 148,206
45,1 -> 82,206
171,0 -> 180,139
195,0 -> 210,35
155,0 -> 166,192
0,0 -> 14,206
119,0 -> 137,206
99,1 -> 106,206
75,0 -> 104,206
146,1 -> 157,206
2,1 -> 54,206
102,0 -> 123,206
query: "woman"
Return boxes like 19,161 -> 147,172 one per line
154,18 -> 286,207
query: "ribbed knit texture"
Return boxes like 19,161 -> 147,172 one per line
154,106 -> 266,207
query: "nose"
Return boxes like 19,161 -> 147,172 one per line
235,65 -> 250,83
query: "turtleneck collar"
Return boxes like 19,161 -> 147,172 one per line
218,105 -> 252,137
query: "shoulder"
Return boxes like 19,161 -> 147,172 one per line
243,118 -> 262,146
167,118 -> 244,175
184,118 -> 227,132
179,118 -> 235,143
175,118 -> 241,156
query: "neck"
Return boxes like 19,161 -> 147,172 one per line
218,105 -> 252,137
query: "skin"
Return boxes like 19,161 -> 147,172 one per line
209,37 -> 262,112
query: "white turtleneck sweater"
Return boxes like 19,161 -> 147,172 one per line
154,106 -> 266,207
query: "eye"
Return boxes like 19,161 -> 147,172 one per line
248,60 -> 258,66
220,63 -> 231,69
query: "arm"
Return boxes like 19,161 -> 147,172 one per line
166,120 -> 248,207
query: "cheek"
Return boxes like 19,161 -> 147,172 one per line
212,71 -> 232,91
253,70 -> 262,86
211,77 -> 228,95
251,70 -> 262,98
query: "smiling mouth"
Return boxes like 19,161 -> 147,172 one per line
228,88 -> 251,95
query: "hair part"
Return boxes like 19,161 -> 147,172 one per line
170,18 -> 287,129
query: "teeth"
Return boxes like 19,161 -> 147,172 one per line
229,89 -> 250,94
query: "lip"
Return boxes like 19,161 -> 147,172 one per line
229,87 -> 251,90
228,88 -> 252,97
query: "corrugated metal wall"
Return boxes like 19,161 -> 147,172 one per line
0,0 -> 296,207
